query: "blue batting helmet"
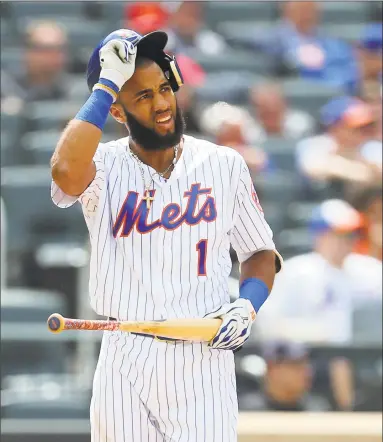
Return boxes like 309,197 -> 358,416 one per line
86,29 -> 184,93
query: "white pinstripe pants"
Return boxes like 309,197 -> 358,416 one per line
90,332 -> 238,442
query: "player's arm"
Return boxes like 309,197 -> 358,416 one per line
51,39 -> 137,197
206,156 -> 281,350
239,249 -> 276,291
51,121 -> 101,197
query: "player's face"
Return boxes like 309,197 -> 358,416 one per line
113,62 -> 185,151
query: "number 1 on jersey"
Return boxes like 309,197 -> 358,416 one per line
196,239 -> 208,276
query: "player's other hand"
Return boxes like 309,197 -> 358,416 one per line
99,39 -> 137,91
204,299 -> 256,351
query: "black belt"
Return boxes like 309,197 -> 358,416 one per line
108,317 -> 179,342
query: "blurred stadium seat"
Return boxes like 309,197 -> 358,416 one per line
352,300 -> 383,346
1,166 -> 86,257
280,79 -> 343,116
17,16 -> 108,49
2,394 -> 90,419
324,23 -> 367,44
217,20 -> 273,50
195,72 -> 262,105
261,137 -> 297,171
1,287 -> 67,322
205,2 -> 277,28
320,2 -> 369,24
284,201 -> 319,228
25,100 -> 81,131
193,50 -> 272,75
276,227 -> 313,258
21,130 -> 64,165
1,47 -> 23,73
0,17 -> 18,46
1,288 -> 69,376
10,2 -> 84,18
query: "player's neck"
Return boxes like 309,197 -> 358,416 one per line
130,140 -> 183,176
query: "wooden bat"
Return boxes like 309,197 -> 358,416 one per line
47,313 -> 222,342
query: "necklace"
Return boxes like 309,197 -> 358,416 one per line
128,143 -> 179,208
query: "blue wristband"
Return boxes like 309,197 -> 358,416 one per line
74,89 -> 113,131
239,277 -> 269,313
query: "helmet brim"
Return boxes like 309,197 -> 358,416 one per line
136,31 -> 168,59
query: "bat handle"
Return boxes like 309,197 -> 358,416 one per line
47,313 -> 65,333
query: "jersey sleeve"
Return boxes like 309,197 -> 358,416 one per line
229,156 -> 276,263
51,144 -> 107,226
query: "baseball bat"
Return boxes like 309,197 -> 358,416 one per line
47,313 -> 222,342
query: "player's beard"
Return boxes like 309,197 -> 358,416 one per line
124,104 -> 186,151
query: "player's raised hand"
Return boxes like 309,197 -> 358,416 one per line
99,39 -> 137,91
204,299 -> 256,351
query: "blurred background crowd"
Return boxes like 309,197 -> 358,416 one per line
1,1 -> 382,439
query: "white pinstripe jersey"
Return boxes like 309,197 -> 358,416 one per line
51,135 -> 276,321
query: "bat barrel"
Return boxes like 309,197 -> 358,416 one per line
47,313 -> 65,333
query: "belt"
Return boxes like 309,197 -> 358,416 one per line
108,317 -> 179,343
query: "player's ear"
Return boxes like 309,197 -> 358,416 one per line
110,103 -> 127,125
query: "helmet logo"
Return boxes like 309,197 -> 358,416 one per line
115,29 -> 140,42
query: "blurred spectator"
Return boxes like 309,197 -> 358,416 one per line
296,96 -> 382,199
247,81 -> 315,143
240,341 -> 331,411
200,102 -> 268,174
356,23 -> 383,98
262,2 -> 358,92
3,21 -> 69,102
257,199 -> 382,345
166,1 -> 227,56
124,2 -> 170,35
352,186 -> 383,261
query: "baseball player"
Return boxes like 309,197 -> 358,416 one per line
50,29 -> 282,442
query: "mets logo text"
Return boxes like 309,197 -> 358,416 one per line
113,183 -> 217,237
